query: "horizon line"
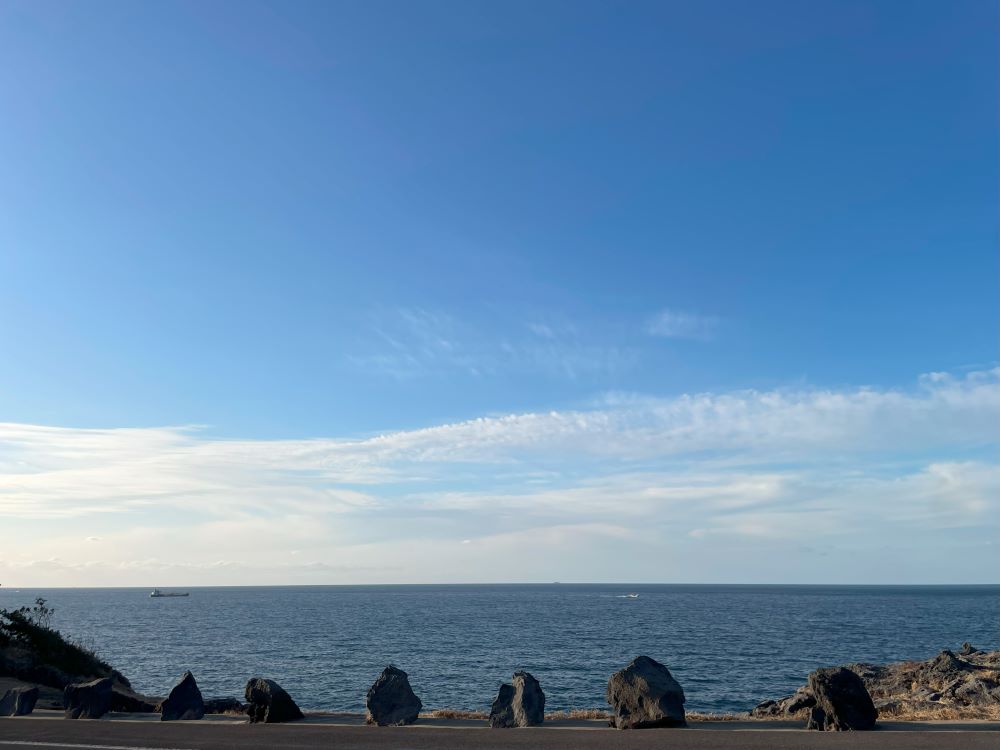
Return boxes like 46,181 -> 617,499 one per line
3,582 -> 998,590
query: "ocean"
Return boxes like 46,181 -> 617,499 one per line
2,584 -> 997,714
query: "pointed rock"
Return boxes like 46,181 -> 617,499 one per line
489,671 -> 545,728
160,671 -> 205,721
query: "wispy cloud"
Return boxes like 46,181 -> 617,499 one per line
1,368 -> 997,584
349,307 -> 636,380
646,308 -> 719,340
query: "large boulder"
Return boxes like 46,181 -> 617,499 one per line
0,686 -> 39,716
805,667 -> 878,731
64,677 -> 113,719
489,670 -> 545,728
366,666 -> 422,726
160,671 -> 205,721
606,655 -> 686,729
244,678 -> 303,724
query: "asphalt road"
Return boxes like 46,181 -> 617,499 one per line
2,717 -> 999,750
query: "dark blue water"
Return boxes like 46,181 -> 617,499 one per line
2,585 -> 997,713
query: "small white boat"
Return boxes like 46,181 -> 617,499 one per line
624,593 -> 639,599
150,589 -> 189,598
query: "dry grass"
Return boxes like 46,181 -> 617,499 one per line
877,704 -> 1000,722
686,711 -> 749,722
422,709 -> 489,720
419,704 -> 1000,724
545,708 -> 610,721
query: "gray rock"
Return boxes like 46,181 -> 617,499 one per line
366,665 -> 422,726
64,677 -> 113,719
952,677 -> 999,705
874,698 -> 901,713
805,667 -> 877,731
927,650 -> 972,677
606,655 -> 686,729
244,678 -> 303,724
489,671 -> 545,728
750,688 -> 815,717
0,686 -> 39,716
160,671 -> 205,721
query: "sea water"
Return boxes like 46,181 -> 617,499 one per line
2,584 -> 996,713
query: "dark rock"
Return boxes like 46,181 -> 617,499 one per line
244,678 -> 303,724
606,655 -> 686,729
805,667 -> 877,731
952,677 -> 998,705
750,698 -> 779,717
750,688 -> 815,718
204,697 -> 245,714
787,690 -> 818,713
489,670 -> 545,728
490,684 -> 516,727
0,686 -> 39,716
365,665 -> 422,726
927,650 -> 972,677
160,671 -> 204,721
64,677 -> 113,719
940,677 -> 965,697
110,684 -> 160,713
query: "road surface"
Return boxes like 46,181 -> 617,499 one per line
1,715 -> 997,750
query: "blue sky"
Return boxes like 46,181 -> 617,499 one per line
0,0 -> 997,585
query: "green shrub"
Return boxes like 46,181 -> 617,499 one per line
0,598 -> 115,686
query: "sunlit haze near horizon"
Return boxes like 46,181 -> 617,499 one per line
1,0 -> 997,586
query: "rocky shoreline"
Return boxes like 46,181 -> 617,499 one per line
751,643 -> 1000,722
5,646 -> 998,729
3,601 -> 998,729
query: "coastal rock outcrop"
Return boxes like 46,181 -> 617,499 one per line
606,655 -> 686,729
244,678 -> 303,724
160,671 -> 205,721
366,665 -> 422,726
0,686 -> 39,716
805,667 -> 877,731
752,647 -> 1000,721
489,670 -> 545,728
64,677 -> 113,719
